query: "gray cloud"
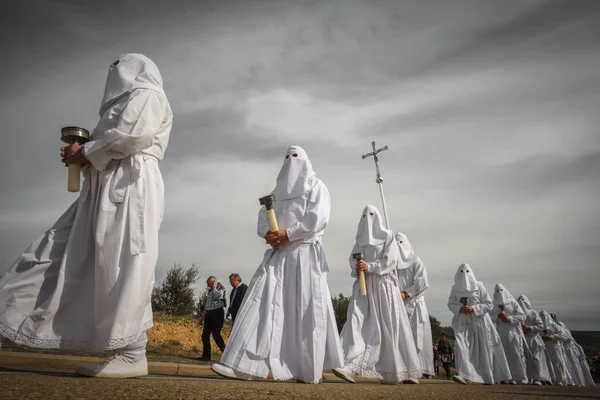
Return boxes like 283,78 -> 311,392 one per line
1,0 -> 600,331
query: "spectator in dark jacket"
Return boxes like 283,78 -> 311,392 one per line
437,333 -> 454,380
226,273 -> 248,325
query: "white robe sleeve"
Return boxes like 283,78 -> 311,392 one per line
550,325 -> 569,341
84,90 -> 168,171
529,311 -> 544,334
447,294 -> 462,316
507,300 -> 526,326
365,234 -> 400,276
285,181 -> 330,242
472,283 -> 494,317
402,259 -> 429,298
348,243 -> 360,278
257,207 -> 270,239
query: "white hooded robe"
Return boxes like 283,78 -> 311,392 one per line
395,233 -> 435,377
339,206 -> 421,382
516,295 -> 552,383
558,320 -> 594,387
0,54 -> 172,351
540,310 -> 573,385
492,284 -> 528,383
447,263 -> 512,384
219,146 -> 344,383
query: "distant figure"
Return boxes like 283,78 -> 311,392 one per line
516,295 -> 552,385
199,276 -> 227,361
448,263 -> 511,385
333,205 -> 421,385
433,344 -> 439,376
437,333 -> 453,380
539,310 -> 572,386
492,284 -> 528,384
227,273 -> 248,325
395,232 -> 436,379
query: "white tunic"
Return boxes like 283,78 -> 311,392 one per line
219,161 -> 344,383
0,85 -> 172,351
491,285 -> 528,383
516,295 -> 551,383
339,206 -> 421,381
397,258 -> 435,376
448,264 -> 512,384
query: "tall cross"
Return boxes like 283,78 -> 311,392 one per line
361,141 -> 391,229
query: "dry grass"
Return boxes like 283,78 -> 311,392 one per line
146,313 -> 232,360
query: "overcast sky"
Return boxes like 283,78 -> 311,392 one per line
1,0 -> 599,330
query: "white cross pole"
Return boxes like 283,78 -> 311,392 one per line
361,141 -> 391,229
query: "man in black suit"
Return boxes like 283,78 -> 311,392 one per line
226,273 -> 248,325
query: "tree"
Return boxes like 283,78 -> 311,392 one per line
151,263 -> 200,315
331,293 -> 350,333
429,315 -> 443,341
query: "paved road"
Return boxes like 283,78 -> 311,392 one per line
1,369 -> 599,400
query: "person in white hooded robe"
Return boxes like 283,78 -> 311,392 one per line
491,284 -> 528,384
516,295 -> 552,385
0,54 -> 172,378
539,310 -> 573,386
395,232 -> 435,379
555,316 -> 594,387
447,263 -> 511,385
211,146 -> 344,384
333,206 -> 421,385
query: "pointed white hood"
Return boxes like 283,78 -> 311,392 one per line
450,263 -> 479,296
355,205 -> 390,247
540,310 -> 558,334
517,295 -> 532,311
493,284 -> 515,307
100,53 -> 164,116
272,146 -> 316,200
394,232 -> 418,269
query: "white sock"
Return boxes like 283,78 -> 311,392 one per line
121,331 -> 147,363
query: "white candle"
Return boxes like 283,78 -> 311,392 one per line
67,164 -> 81,192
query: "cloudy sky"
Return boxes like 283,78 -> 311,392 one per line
1,0 -> 599,330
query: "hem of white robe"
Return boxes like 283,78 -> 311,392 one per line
344,358 -> 422,381
0,319 -> 153,352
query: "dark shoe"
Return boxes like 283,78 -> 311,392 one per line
199,356 -> 211,361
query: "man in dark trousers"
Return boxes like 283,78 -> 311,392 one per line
226,273 -> 248,325
437,333 -> 454,380
199,276 -> 227,361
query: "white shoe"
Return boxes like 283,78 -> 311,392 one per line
332,366 -> 356,383
533,381 -> 542,386
452,375 -> 468,385
509,380 -> 517,385
211,363 -> 254,381
76,355 -> 148,379
403,378 -> 419,384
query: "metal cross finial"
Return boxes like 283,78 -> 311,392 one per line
361,141 -> 391,229
361,141 -> 389,183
